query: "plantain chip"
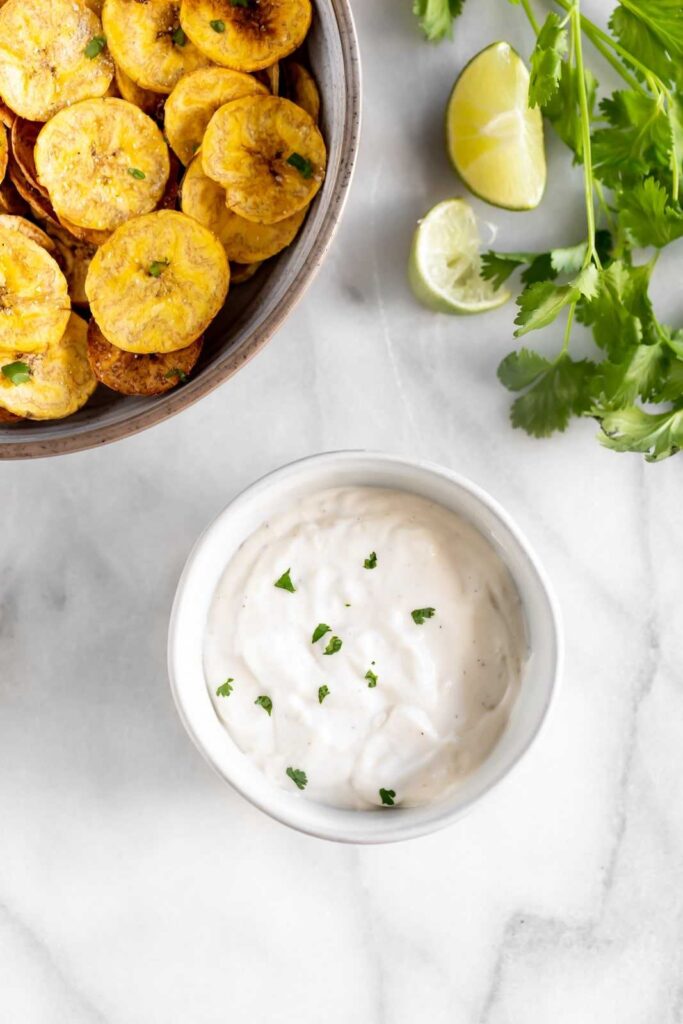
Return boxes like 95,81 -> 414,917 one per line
8,158 -> 59,224
230,260 -> 262,284
10,117 -> 46,196
165,66 -> 266,166
0,224 -> 70,355
281,61 -> 320,122
57,217 -> 111,248
83,0 -> 103,14
0,214 -> 56,253
0,312 -> 96,419
202,95 -> 325,224
115,65 -> 166,121
45,225 -> 97,307
255,61 -> 280,95
0,176 -> 28,216
35,98 -> 170,233
0,121 -> 7,185
87,318 -> 203,395
0,406 -> 22,423
85,209 -> 229,353
103,0 -> 211,95
181,155 -> 305,262
0,0 -> 114,122
180,0 -> 311,73
0,100 -> 15,129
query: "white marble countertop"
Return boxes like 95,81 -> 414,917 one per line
2,1 -> 683,1021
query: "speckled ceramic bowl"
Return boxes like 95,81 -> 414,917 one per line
0,0 -> 361,459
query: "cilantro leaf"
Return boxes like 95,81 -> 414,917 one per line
600,406 -> 683,461
591,92 -> 673,189
529,13 -> 568,108
286,766 -> 308,790
609,6 -> 675,84
274,568 -> 296,592
364,551 -> 377,569
576,260 -> 654,359
379,788 -> 396,806
323,635 -> 342,655
148,259 -> 170,277
171,26 -> 187,46
411,607 -> 436,625
412,0 -> 465,41
502,354 -> 595,437
164,368 -> 188,383
481,251 -> 534,289
210,19 -> 226,31
542,62 -> 598,161
318,685 -> 330,704
514,281 -> 578,336
84,35 -> 106,59
286,152 -> 312,178
593,342 -> 668,409
498,349 -> 551,392
611,0 -> 683,58
216,679 -> 234,698
365,668 -> 378,688
655,357 -> 683,402
254,695 -> 273,716
617,177 -> 683,247
1,360 -> 31,385
312,623 -> 331,644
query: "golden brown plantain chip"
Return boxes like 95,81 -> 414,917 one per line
181,155 -> 305,262
0,214 -> 56,253
0,176 -> 28,216
180,0 -> 312,72
202,95 -> 325,224
0,100 -> 16,130
87,319 -> 203,395
114,65 -> 166,121
255,61 -> 280,95
281,61 -> 320,122
85,209 -> 229,354
0,0 -> 114,121
56,217 -> 112,248
0,122 -> 7,186
0,312 -> 96,419
103,0 -> 211,95
10,117 -> 46,196
8,158 -> 59,224
45,225 -> 97,307
35,98 -> 170,233
0,406 -> 22,423
164,66 -> 266,166
230,260 -> 262,284
0,223 -> 70,355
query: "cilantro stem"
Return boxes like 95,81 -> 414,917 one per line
570,3 -> 599,269
553,0 -> 645,94
519,0 -> 541,35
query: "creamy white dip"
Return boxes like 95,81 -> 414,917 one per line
204,486 -> 527,810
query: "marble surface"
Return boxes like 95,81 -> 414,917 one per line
2,1 -> 683,1021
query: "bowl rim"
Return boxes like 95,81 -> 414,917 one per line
0,0 -> 362,461
168,450 -> 563,844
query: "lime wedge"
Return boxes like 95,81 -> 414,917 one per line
408,199 -> 510,315
446,41 -> 546,211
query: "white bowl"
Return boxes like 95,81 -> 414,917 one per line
168,451 -> 562,844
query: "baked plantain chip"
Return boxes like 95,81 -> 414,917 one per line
0,121 -> 7,186
181,155 -> 305,262
10,118 -> 46,196
281,61 -> 320,122
85,209 -> 229,353
0,312 -> 96,419
56,217 -> 112,248
0,406 -> 22,423
45,225 -> 97,307
255,61 -> 280,95
0,176 -> 28,216
114,65 -> 166,121
0,223 -> 70,355
202,95 -> 325,223
0,100 -> 16,130
179,0 -> 312,73
8,158 -> 59,224
230,260 -> 262,284
87,318 -> 203,395
35,99 -> 170,233
0,0 -> 114,122
0,214 -> 56,253
165,66 -> 266,166
103,0 -> 211,95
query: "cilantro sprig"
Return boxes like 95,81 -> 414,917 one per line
418,0 -> 683,460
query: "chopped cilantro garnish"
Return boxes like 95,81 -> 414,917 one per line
286,152 -> 313,178
411,607 -> 436,625
210,18 -> 225,31
323,635 -> 342,655
1,361 -> 30,385
148,259 -> 170,278
318,685 -> 330,704
365,668 -> 378,688
84,35 -> 106,59
274,568 -> 296,592
311,623 -> 331,644
215,679 -> 234,697
164,368 -> 188,383
379,788 -> 396,806
286,766 -> 307,790
254,695 -> 273,716
128,167 -> 146,180
364,551 -> 377,569
171,26 -> 187,46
